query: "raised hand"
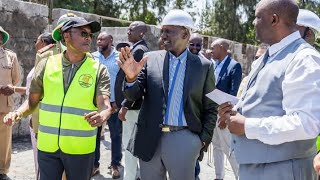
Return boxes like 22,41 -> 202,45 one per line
117,47 -> 148,82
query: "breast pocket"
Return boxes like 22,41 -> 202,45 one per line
0,54 -> 13,69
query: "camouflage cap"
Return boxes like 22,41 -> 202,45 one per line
52,13 -> 77,42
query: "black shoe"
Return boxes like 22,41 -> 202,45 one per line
0,174 -> 11,180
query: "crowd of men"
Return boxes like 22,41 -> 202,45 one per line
1,0 -> 320,180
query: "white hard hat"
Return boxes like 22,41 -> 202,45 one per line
297,9 -> 320,33
161,9 -> 197,30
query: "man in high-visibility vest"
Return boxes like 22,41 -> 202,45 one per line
3,17 -> 112,180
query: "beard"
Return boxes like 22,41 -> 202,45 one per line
98,44 -> 109,52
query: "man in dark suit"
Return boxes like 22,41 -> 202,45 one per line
210,38 -> 241,180
117,9 -> 217,180
115,21 -> 149,180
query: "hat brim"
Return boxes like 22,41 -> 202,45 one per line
1,31 -> 9,45
72,21 -> 101,33
52,24 -> 63,42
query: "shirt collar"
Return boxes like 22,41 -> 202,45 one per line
169,49 -> 188,63
132,40 -> 144,48
268,31 -> 301,57
62,51 -> 87,68
216,55 -> 228,66
98,47 -> 116,60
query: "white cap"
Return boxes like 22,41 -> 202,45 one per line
297,9 -> 320,33
161,9 -> 197,30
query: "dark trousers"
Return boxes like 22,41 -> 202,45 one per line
38,149 -> 94,180
107,112 -> 123,166
195,160 -> 200,179
94,126 -> 102,168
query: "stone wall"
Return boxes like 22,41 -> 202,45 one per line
0,0 -> 48,137
2,1 -> 256,137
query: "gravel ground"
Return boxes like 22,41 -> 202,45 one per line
8,130 -> 236,180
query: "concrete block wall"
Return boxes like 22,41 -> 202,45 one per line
0,0 -> 48,137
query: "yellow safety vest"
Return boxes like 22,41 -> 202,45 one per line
38,54 -> 99,154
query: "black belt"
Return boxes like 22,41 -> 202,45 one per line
161,125 -> 187,132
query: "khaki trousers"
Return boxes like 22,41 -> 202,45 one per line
0,113 -> 12,174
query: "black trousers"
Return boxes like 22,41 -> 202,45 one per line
38,149 -> 94,180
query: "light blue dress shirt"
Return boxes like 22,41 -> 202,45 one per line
214,55 -> 228,84
92,47 -> 120,102
164,49 -> 188,127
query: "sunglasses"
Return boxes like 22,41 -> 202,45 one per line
69,30 -> 93,39
189,43 -> 202,48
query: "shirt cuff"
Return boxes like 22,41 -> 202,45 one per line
244,117 -> 262,140
125,81 -> 136,88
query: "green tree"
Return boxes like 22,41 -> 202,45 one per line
200,0 -> 259,44
53,0 -> 124,26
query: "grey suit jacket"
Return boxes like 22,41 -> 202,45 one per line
123,50 -> 218,161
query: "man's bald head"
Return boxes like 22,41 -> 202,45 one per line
257,0 -> 298,27
210,38 -> 230,61
190,33 -> 202,41
189,33 -> 203,55
212,38 -> 229,51
254,0 -> 299,45
128,21 -> 147,43
130,21 -> 147,34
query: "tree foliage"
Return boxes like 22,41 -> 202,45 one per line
200,0 -> 320,44
200,0 -> 258,44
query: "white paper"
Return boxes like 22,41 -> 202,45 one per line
206,89 -> 239,105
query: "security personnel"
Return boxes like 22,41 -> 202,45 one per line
3,17 -> 112,180
0,26 -> 20,180
31,32 -> 57,179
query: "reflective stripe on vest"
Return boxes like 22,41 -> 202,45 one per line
39,125 -> 97,137
38,54 -> 99,154
40,103 -> 92,116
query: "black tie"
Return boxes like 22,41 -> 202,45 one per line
246,50 -> 269,90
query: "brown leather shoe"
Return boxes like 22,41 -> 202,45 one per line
91,167 -> 100,177
111,165 -> 121,179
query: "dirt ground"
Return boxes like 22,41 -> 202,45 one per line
8,130 -> 236,180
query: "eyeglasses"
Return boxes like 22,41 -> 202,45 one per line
69,30 -> 93,39
189,43 -> 202,48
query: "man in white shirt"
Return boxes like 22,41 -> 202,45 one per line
219,0 -> 320,179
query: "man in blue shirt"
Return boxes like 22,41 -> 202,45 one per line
92,32 -> 122,179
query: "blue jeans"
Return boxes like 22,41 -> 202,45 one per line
108,112 -> 123,166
